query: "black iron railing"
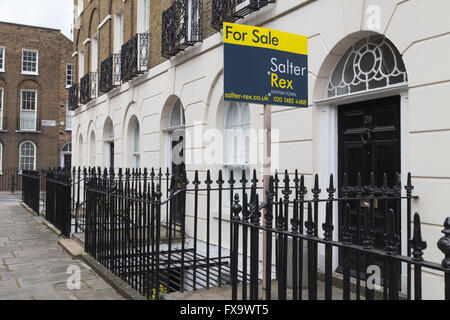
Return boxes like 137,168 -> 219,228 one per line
121,33 -> 150,82
84,167 -> 249,300
45,169 -> 72,238
100,54 -> 121,93
81,167 -> 449,300
68,83 -> 79,111
229,172 -> 450,300
21,170 -> 40,214
0,169 -> 22,193
212,0 -> 276,30
80,72 -> 97,104
162,0 -> 203,58
80,73 -> 90,104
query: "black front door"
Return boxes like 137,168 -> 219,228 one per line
63,154 -> 72,169
338,96 -> 401,274
110,143 -> 115,169
171,134 -> 185,224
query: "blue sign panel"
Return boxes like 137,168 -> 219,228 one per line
224,23 -> 308,108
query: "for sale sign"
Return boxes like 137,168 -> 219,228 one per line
224,22 -> 308,108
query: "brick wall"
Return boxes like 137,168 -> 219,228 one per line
74,0 -> 219,90
0,22 -> 73,170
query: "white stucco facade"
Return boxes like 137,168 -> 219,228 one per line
72,0 -> 450,299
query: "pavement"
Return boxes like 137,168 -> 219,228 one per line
0,193 -> 124,300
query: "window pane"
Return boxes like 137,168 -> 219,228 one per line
66,63 -> 73,87
21,91 -> 36,130
170,101 -> 183,128
19,142 -> 36,171
328,36 -> 407,98
22,50 -> 38,73
0,47 -> 4,70
133,123 -> 140,153
224,102 -> 250,166
66,101 -> 72,130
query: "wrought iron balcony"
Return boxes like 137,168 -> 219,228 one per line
211,0 -> 276,30
68,84 -> 79,111
100,54 -> 121,93
162,0 -> 203,58
121,33 -> 150,82
80,72 -> 98,105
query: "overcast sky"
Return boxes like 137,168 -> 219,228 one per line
0,0 -> 73,39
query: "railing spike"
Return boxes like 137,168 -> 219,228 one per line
231,194 -> 242,220
282,170 -> 291,200
277,198 -> 284,230
300,174 -> 307,197
410,213 -> 427,262
240,169 -> 247,184
205,169 -> 212,185
228,169 -> 235,185
305,202 -> 315,236
327,174 -> 336,198
385,208 -> 397,255
342,203 -> 352,244
405,172 -> 414,194
251,169 -> 258,184
323,202 -> 334,241
217,169 -> 224,185
193,170 -> 200,186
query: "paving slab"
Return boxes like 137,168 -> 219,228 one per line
0,194 -> 124,300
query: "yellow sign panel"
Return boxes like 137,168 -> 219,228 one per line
223,22 -> 308,55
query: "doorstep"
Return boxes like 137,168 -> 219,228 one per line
58,238 -> 84,258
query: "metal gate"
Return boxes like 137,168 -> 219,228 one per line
22,170 -> 40,213
45,170 -> 72,237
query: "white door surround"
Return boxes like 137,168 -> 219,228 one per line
315,85 -> 410,293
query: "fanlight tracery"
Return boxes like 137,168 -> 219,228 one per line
327,35 -> 407,98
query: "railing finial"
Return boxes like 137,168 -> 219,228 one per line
410,213 -> 427,262
437,217 -> 450,270
231,193 -> 242,221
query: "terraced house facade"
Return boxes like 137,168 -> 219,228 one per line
69,0 -> 450,299
0,22 -> 73,177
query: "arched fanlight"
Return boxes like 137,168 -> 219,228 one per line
327,35 -> 407,98
169,99 -> 185,128
62,143 -> 72,153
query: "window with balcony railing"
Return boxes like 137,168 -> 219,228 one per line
162,0 -> 203,58
120,33 -> 150,82
100,54 -> 121,93
211,0 -> 276,30
20,89 -> 37,131
68,84 -> 79,111
80,72 -> 97,104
